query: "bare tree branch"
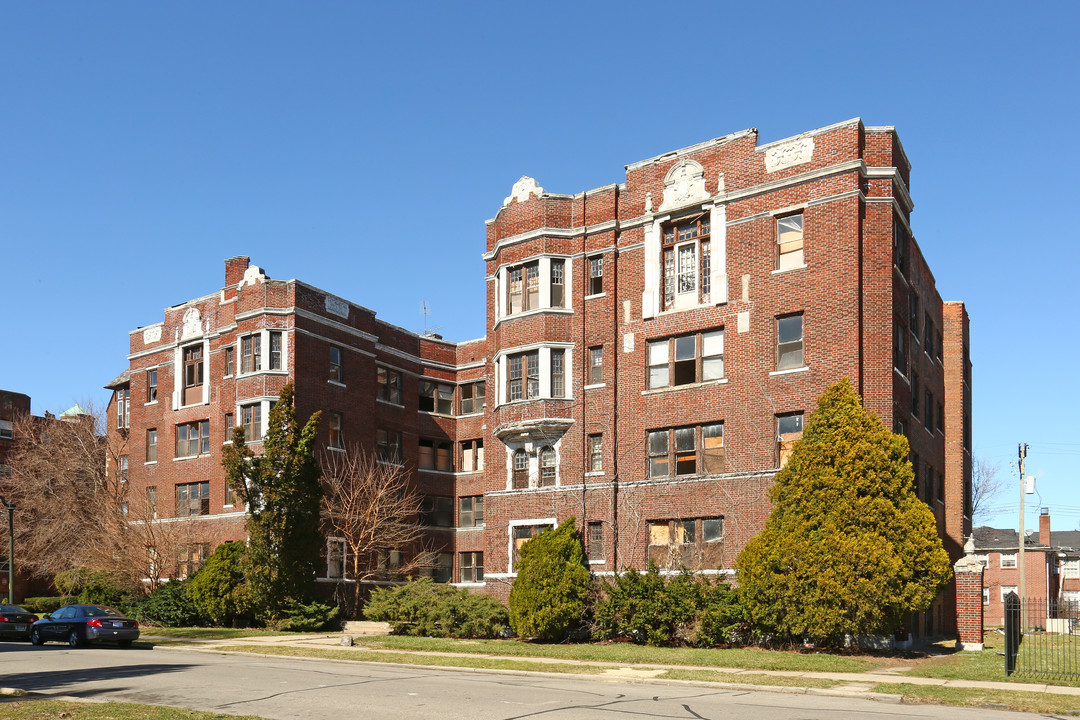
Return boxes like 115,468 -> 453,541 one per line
971,457 -> 1005,525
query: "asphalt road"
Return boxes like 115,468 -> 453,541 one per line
0,641 -> 1049,720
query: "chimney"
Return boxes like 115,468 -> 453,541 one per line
1040,508 -> 1051,546
225,256 -> 251,287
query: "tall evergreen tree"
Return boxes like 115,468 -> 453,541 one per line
736,379 -> 951,641
222,383 -> 322,623
508,518 -> 591,641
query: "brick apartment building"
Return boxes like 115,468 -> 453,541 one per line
105,118 -> 972,638
974,512 -> 1080,625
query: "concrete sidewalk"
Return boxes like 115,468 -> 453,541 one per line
144,631 -> 1080,700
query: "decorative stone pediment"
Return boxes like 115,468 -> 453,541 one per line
181,308 -> 202,340
503,176 -> 544,207
494,417 -> 575,443
659,160 -> 709,211
142,326 -> 162,344
239,265 -> 267,288
764,136 -> 814,173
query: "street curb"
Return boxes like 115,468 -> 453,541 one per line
152,644 -> 904,705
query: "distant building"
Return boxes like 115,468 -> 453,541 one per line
973,512 -> 1080,625
105,118 -> 971,639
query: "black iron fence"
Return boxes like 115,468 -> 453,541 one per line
1003,593 -> 1080,680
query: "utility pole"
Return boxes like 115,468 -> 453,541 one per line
1018,443 -> 1028,606
0,494 -> 13,605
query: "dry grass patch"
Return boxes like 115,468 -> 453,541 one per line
874,683 -> 1080,715
0,699 -> 266,720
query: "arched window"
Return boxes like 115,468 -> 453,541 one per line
540,446 -> 556,487
512,449 -> 528,489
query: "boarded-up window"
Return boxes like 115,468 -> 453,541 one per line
777,214 -> 804,270
512,449 -> 529,489
702,423 -> 724,474
777,413 -> 803,467
648,517 -> 724,570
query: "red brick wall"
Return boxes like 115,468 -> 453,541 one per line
955,560 -> 984,646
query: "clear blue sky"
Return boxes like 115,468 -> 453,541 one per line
2,2 -> 1076,532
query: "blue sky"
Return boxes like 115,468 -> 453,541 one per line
2,2 -> 1076,531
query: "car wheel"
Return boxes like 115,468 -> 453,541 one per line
118,640 -> 132,649
68,630 -> 83,648
30,629 -> 44,646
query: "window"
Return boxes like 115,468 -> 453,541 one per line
588,434 -> 603,472
512,524 -> 554,568
241,334 -> 261,373
539,446 -> 556,486
551,349 -> 565,398
0,420 -> 11,440
911,371 -> 920,417
420,496 -> 454,527
893,215 -> 909,272
648,517 -> 724,570
224,413 -> 234,440
224,347 -> 234,377
147,369 -> 158,403
661,215 -> 710,309
268,331 -> 282,370
376,366 -> 402,404
1064,590 -> 1080,612
377,428 -> 402,464
507,351 -> 539,401
182,345 -> 203,405
329,346 -> 343,383
1001,553 -> 1018,568
937,403 -> 944,433
935,330 -> 943,363
777,213 -> 804,270
225,479 -> 237,507
588,521 -> 604,560
176,543 -> 209,579
648,330 -> 724,389
550,260 -> 565,307
460,496 -> 484,527
588,255 -> 603,295
893,318 -> 908,375
377,549 -> 403,579
776,314 -> 804,370
175,481 -> 210,517
329,412 -> 343,449
118,456 -> 128,483
419,552 -> 453,583
176,420 -> 210,458
777,413 -> 804,467
241,404 -> 262,442
924,313 -> 934,356
460,381 -> 485,414
419,380 -> 453,414
924,390 -> 934,429
1001,585 -> 1018,603
146,486 -> 157,517
419,439 -> 453,471
460,552 -> 484,582
115,388 -> 129,429
326,538 -> 345,579
909,294 -> 920,340
588,346 -> 603,385
1063,559 -> 1080,578
461,439 -> 484,472
146,429 -> 157,462
647,423 -> 723,478
512,449 -> 529,489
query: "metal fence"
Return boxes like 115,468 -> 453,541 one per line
1003,593 -> 1080,680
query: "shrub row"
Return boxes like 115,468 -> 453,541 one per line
365,579 -> 509,638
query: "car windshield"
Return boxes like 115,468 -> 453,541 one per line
83,606 -> 121,618
0,605 -> 28,613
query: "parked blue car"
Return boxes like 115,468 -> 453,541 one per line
30,604 -> 140,648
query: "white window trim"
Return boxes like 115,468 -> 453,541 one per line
1000,553 -> 1018,569
507,517 -> 557,575
173,338 -> 211,408
769,366 -> 810,377
496,255 -> 574,321
236,396 -> 276,444
236,329 -> 290,377
325,536 -> 347,580
493,343 -> 575,406
642,203 -> 728,319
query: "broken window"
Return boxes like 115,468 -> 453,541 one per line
588,255 -> 603,295
182,345 -> 203,405
147,369 -> 158,403
647,423 -> 724,478
376,366 -> 402,404
776,412 -> 803,468
460,381 -> 485,414
776,314 -> 804,370
461,439 -> 484,472
329,346 -> 344,383
647,330 -> 724,389
175,482 -> 210,518
326,538 -> 346,579
459,495 -> 484,527
419,439 -> 452,471
661,214 -> 710,309
376,428 -> 402,464
419,380 -> 453,415
329,412 -> 344,449
777,213 -> 804,270
512,524 -> 553,570
420,496 -> 453,527
648,517 -> 724,570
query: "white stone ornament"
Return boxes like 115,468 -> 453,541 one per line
142,326 -> 162,344
765,137 -> 814,173
660,160 -> 709,211
239,265 -> 267,288
181,308 -> 202,340
324,295 -> 350,319
503,176 -> 544,207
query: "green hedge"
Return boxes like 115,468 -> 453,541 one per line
365,579 -> 508,638
19,596 -> 74,614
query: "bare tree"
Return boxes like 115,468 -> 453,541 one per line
971,457 -> 1005,525
320,448 -> 428,612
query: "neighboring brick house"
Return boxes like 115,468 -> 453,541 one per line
105,118 -> 971,639
974,515 -> 1080,625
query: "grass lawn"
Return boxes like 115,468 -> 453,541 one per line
348,635 -> 880,673
903,635 -> 1080,688
139,627 -> 309,640
0,699 -> 267,720
873,683 -> 1080,715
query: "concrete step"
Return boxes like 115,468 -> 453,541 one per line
341,620 -> 391,635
